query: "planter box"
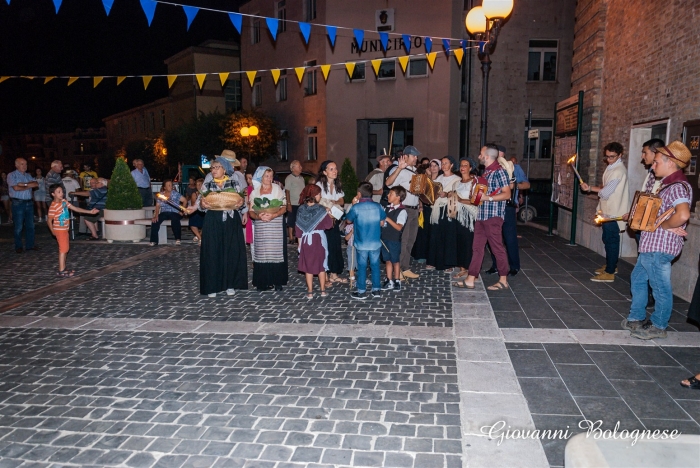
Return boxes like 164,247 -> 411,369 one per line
103,209 -> 146,243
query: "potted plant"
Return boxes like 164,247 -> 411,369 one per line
340,157 -> 359,210
103,158 -> 147,242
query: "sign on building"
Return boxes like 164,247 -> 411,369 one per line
376,9 -> 395,32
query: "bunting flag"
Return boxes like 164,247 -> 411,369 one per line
299,22 -> 311,44
294,67 -> 305,83
67,77 -> 79,86
117,76 -> 126,85
326,26 -> 337,47
0,77 -> 9,84
345,62 -> 356,79
168,75 -> 177,88
425,37 -> 432,53
218,72 -> 228,86
102,0 -> 114,15
228,13 -> 242,34
402,34 -> 411,54
246,71 -> 257,87
398,56 -> 409,73
442,39 -> 451,55
140,0 -> 157,26
379,32 -> 389,51
271,69 -> 281,85
353,29 -> 364,49
426,52 -> 437,70
183,5 -> 198,31
320,64 -> 331,81
371,59 -> 382,76
44,77 -> 55,84
266,17 -> 279,41
53,0 -> 62,14
195,73 -> 206,89
93,77 -> 103,88
453,48 -> 464,66
21,76 -> 35,79
143,75 -> 152,89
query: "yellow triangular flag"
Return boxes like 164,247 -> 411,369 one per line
196,74 -> 206,90
246,71 -> 257,87
117,76 -> 126,86
0,76 -> 10,83
44,77 -> 55,84
143,76 -> 152,90
453,48 -> 464,66
167,75 -> 177,88
398,56 -> 409,73
271,69 -> 281,85
67,77 -> 79,86
93,77 -> 103,88
371,59 -> 382,76
21,76 -> 35,80
426,52 -> 437,70
294,67 -> 305,83
218,73 -> 228,87
345,62 -> 356,79
321,64 -> 331,81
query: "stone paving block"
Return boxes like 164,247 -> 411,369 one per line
321,448 -> 353,465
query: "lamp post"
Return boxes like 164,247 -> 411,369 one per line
240,125 -> 259,161
465,0 -> 514,148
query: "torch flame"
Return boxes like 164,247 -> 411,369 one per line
594,215 -> 604,225
156,193 -> 167,200
567,154 -> 577,165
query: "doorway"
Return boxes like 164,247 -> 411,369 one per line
356,119 -> 413,180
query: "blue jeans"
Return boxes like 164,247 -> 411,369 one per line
356,248 -> 381,293
627,252 -> 676,329
12,199 -> 35,250
602,221 -> 620,274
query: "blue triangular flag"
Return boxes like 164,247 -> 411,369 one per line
266,17 -> 279,41
425,37 -> 432,53
183,6 -> 198,31
353,29 -> 364,49
326,26 -> 337,47
461,39 -> 467,50
402,34 -> 411,54
379,32 -> 389,51
140,0 -> 157,26
102,0 -> 114,15
53,0 -> 61,13
299,22 -> 311,44
229,13 -> 242,34
442,39 -> 451,54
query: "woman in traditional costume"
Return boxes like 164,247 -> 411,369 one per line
427,156 -> 461,271
296,184 -> 334,299
453,158 -> 479,279
316,160 -> 346,284
412,159 -> 442,263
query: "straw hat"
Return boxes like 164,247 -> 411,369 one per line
218,149 -> 241,167
658,141 -> 692,169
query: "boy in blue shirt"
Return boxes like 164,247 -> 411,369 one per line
345,182 -> 386,300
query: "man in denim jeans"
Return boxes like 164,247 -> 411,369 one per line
345,182 -> 386,300
622,141 -> 693,340
8,158 -> 40,253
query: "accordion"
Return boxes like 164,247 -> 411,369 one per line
470,177 -> 489,206
409,174 -> 443,205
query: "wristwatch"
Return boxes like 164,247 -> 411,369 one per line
488,196 -> 493,202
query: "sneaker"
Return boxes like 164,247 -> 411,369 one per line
207,293 -> 216,298
484,267 -> 497,275
594,265 -> 618,275
351,291 -> 367,300
590,272 -> 615,283
226,289 -> 235,296
394,281 -> 402,291
402,270 -> 419,279
630,322 -> 667,340
621,318 -> 645,331
382,280 -> 394,291
371,290 -> 381,298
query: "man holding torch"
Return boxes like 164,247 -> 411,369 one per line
580,142 -> 629,283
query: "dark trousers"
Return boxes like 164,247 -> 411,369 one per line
150,212 -> 182,244
602,221 -> 621,274
469,217 -> 509,277
138,187 -> 154,208
400,207 -> 419,271
490,205 -> 520,271
12,199 -> 35,250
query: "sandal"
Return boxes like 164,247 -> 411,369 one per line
333,277 -> 349,284
487,281 -> 509,291
306,292 -> 314,300
425,266 -> 436,270
320,291 -> 328,298
452,280 -> 474,289
452,270 -> 468,279
175,240 -> 181,245
444,268 -> 454,273
680,376 -> 700,389
86,236 -> 99,241
57,270 -> 75,278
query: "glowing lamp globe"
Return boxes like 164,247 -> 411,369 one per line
482,0 -> 513,19
249,126 -> 259,136
240,127 -> 250,137
465,6 -> 487,35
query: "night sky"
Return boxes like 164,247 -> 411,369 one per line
0,0 -> 243,133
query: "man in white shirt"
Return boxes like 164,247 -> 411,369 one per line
366,153 -> 392,204
285,160 -> 306,243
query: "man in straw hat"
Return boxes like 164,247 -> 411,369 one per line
622,141 -> 693,340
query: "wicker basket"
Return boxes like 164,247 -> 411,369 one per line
204,192 -> 243,211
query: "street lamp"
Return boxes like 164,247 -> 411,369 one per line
465,0 -> 514,147
240,126 -> 259,160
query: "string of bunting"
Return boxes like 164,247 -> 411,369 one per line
0,47 -> 476,90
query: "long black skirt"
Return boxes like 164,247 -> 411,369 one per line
324,222 -> 344,275
252,218 -> 289,290
200,210 -> 248,295
427,207 -> 458,270
412,205 -> 432,261
456,222 -> 475,269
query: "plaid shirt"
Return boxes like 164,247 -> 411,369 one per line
639,171 -> 692,257
477,161 -> 509,221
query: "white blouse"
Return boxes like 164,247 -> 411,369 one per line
316,181 -> 345,201
436,174 -> 461,193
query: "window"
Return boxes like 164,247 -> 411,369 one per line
523,119 -> 553,159
225,80 -> 242,112
276,70 -> 287,102
304,60 -> 317,95
305,0 -> 316,21
527,40 -> 557,82
160,110 -> 166,129
377,59 -> 396,80
277,1 -> 287,32
149,112 -> 155,131
252,19 -> 261,44
278,130 -> 289,161
133,118 -> 137,134
252,77 -> 262,107
141,116 -> 146,133
348,62 -> 365,82
307,127 -> 318,161
408,58 -> 428,78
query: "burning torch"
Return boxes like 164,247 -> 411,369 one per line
156,193 -> 187,214
567,154 -> 585,186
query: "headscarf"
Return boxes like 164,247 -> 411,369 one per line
430,159 -> 442,169
252,166 -> 271,190
298,184 -> 321,206
460,157 -> 478,175
215,156 -> 235,176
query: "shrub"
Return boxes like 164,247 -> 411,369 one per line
105,158 -> 143,210
340,158 -> 359,204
